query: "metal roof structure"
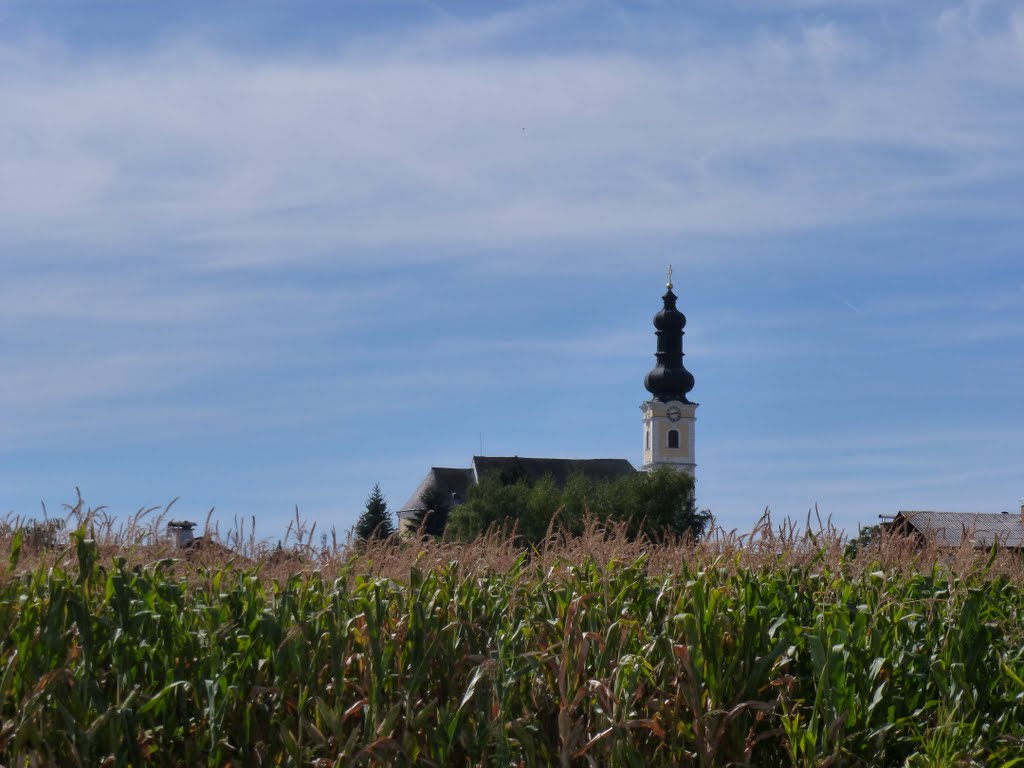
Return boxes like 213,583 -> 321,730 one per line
889,510 -> 1024,549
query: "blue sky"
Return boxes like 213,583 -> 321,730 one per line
1,0 -> 1022,539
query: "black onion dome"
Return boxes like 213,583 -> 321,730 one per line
654,289 -> 685,332
644,287 -> 695,403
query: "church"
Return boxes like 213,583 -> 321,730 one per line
397,270 -> 698,533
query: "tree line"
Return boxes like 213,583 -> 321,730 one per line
354,466 -> 710,546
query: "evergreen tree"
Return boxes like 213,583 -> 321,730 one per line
355,483 -> 396,541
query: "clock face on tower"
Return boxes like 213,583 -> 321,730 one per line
666,405 -> 682,422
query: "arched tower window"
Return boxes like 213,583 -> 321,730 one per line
667,429 -> 679,449
646,429 -> 650,449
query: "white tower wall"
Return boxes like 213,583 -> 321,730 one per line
641,399 -> 697,474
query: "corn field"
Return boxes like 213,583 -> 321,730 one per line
2,507 -> 1024,766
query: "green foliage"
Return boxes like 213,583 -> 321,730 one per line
844,523 -> 881,558
447,466 -> 709,545
354,483 -> 395,541
2,540 -> 1024,765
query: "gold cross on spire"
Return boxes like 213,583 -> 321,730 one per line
666,264 -> 673,290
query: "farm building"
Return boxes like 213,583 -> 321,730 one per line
882,504 -> 1024,550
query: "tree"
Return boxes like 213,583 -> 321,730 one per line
844,524 -> 881,558
354,483 -> 396,541
446,472 -> 560,543
409,486 -> 450,538
599,466 -> 711,542
447,466 -> 711,546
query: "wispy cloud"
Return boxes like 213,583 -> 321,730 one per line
0,4 -> 1021,268
0,265 -> 397,444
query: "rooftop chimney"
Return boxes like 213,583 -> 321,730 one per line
167,520 -> 197,549
1020,500 -> 1024,524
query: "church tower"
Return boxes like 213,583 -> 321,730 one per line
641,267 -> 697,474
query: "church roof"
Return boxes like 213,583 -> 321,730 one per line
397,456 -> 637,518
891,510 -> 1024,549
472,456 -> 636,486
397,467 -> 475,518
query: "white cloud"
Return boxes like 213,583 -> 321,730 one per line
0,5 -> 1021,268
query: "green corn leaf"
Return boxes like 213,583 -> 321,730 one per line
8,528 -> 22,571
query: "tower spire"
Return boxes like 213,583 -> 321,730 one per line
643,275 -> 695,403
640,272 -> 698,475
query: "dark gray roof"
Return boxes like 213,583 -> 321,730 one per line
397,456 -> 637,519
472,456 -> 636,486
894,511 -> 1024,549
397,467 -> 475,518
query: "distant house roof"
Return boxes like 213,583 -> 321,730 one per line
890,510 -> 1024,549
397,456 -> 637,520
